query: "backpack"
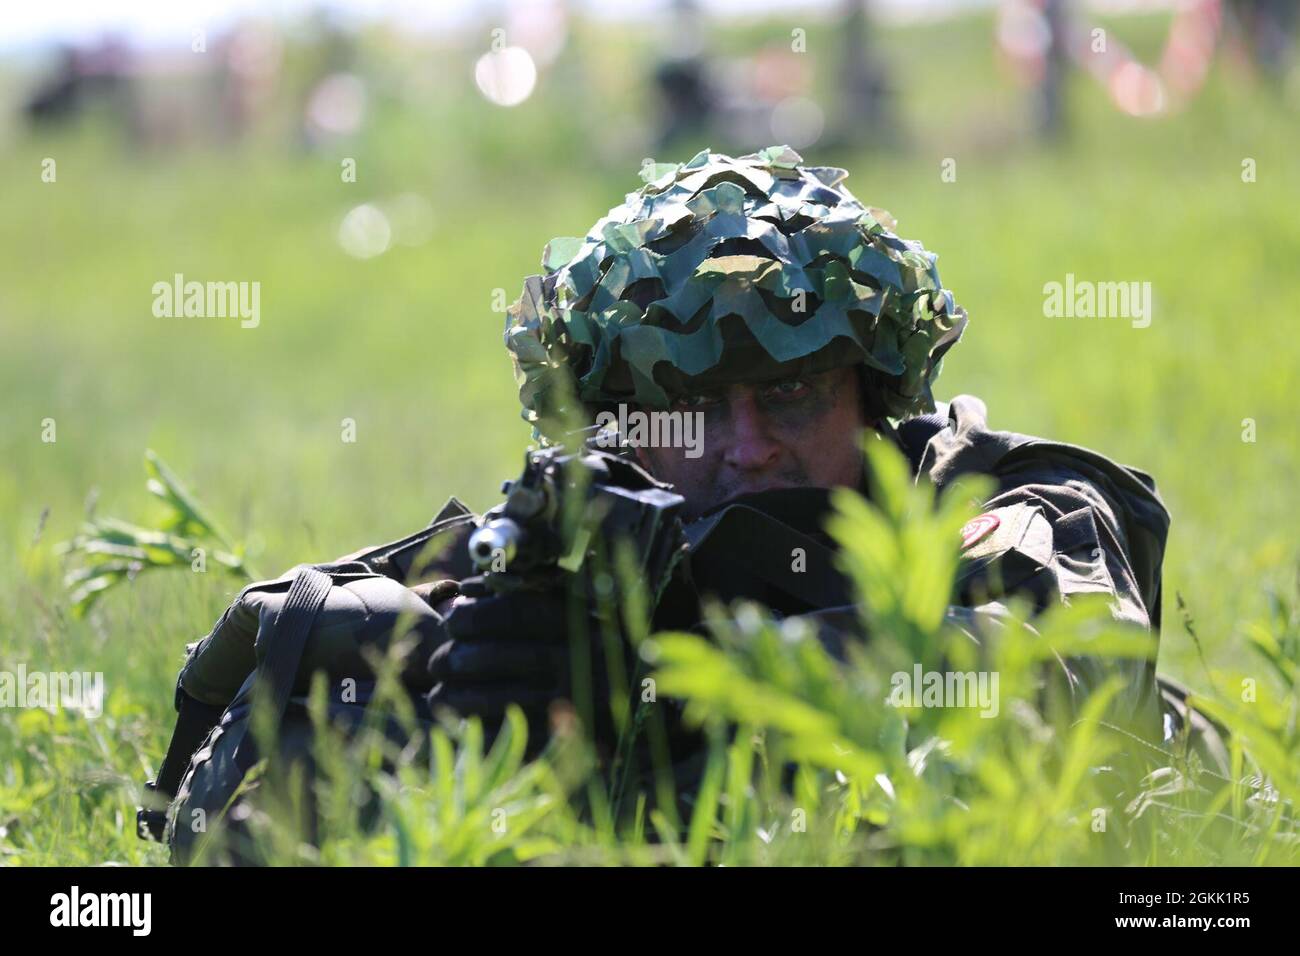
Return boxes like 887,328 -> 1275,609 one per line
138,500 -> 476,864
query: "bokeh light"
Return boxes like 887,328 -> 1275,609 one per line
474,46 -> 537,107
338,202 -> 391,259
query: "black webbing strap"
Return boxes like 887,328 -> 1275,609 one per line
137,692 -> 226,841
230,565 -> 334,772
136,564 -> 335,842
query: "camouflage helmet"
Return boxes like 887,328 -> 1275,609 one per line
504,145 -> 967,441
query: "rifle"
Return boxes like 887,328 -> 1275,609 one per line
467,442 -> 686,602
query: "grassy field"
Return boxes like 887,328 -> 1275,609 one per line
1,11 -> 1297,865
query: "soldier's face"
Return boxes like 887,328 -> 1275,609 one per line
633,365 -> 866,521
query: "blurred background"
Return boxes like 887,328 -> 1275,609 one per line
1,0 -> 1297,695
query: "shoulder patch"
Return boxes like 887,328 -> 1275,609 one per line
960,513 -> 1000,549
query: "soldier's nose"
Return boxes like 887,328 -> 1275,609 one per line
722,394 -> 781,472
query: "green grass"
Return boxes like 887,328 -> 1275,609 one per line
1,11 -> 1297,865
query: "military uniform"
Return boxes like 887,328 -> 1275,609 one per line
142,145 -> 1230,862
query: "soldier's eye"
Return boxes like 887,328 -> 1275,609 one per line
672,392 -> 720,410
764,378 -> 810,401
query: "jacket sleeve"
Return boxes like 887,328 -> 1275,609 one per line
950,460 -> 1162,731
955,457 -> 1156,629
176,499 -> 478,709
908,395 -> 1171,732
800,397 -> 1169,737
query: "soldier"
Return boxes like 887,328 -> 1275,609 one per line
424,145 -> 1226,777
149,146 -> 1227,862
